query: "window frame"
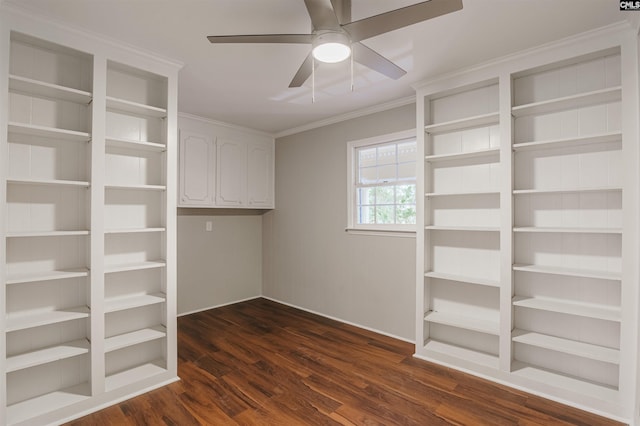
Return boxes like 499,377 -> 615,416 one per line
346,129 -> 417,236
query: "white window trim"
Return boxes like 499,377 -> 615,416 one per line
346,129 -> 417,236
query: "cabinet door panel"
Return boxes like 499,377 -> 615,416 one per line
247,141 -> 273,208
216,138 -> 246,207
179,131 -> 214,206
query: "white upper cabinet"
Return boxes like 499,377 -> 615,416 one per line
178,129 -> 274,209
179,131 -> 215,206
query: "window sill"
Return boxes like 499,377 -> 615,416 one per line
345,228 -> 416,238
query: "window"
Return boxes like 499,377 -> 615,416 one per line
347,130 -> 417,233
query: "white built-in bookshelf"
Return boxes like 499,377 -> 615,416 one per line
1,15 -> 179,426
415,26 -> 638,423
3,33 -> 94,426
420,79 -> 502,370
103,59 -> 171,396
509,45 -> 623,398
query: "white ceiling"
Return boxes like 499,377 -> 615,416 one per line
3,0 -> 629,135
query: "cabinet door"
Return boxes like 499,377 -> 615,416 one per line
179,131 -> 215,206
247,141 -> 274,208
216,138 -> 247,207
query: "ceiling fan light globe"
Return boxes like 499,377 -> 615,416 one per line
312,32 -> 351,63
312,43 -> 351,63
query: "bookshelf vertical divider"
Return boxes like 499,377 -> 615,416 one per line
90,54 -> 107,397
0,22 -> 9,426
498,72 -> 514,373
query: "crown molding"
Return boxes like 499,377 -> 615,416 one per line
275,95 -> 415,139
178,112 -> 275,139
622,12 -> 640,35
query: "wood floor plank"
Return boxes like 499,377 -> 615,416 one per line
523,396 -> 620,426
220,369 -> 283,407
435,400 -> 521,426
65,404 -> 130,426
143,385 -> 202,425
66,298 -> 625,426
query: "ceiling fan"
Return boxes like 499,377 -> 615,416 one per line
207,0 -> 463,88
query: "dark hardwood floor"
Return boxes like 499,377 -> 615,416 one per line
67,298 -> 624,425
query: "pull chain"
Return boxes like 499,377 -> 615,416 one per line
350,51 -> 354,92
312,57 -> 315,104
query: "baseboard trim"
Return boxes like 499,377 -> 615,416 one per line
261,296 -> 414,344
177,295 -> 262,317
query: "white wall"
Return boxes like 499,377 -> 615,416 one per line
262,103 -> 417,341
177,114 -> 270,314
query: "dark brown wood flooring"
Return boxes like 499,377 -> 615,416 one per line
66,298 -> 624,425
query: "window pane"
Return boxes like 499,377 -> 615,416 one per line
398,141 -> 416,163
377,164 -> 396,183
358,147 -> 377,168
377,144 -> 396,165
396,184 -> 416,205
358,166 -> 377,184
396,204 -> 416,224
358,206 -> 376,224
375,205 -> 395,224
357,187 -> 375,205
397,162 -> 415,181
375,186 -> 395,205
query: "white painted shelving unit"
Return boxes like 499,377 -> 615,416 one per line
419,79 -> 502,372
1,8 -> 180,425
509,44 -> 624,403
414,24 -> 639,423
2,31 -> 94,426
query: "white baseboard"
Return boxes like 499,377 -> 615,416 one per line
177,295 -> 261,317
261,296 -> 415,344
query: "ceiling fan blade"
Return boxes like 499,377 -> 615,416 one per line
352,42 -> 406,80
289,52 -> 318,88
342,0 -> 463,42
329,0 -> 351,25
207,34 -> 313,44
304,0 -> 340,30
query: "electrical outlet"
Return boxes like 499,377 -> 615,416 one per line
205,221 -> 212,232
